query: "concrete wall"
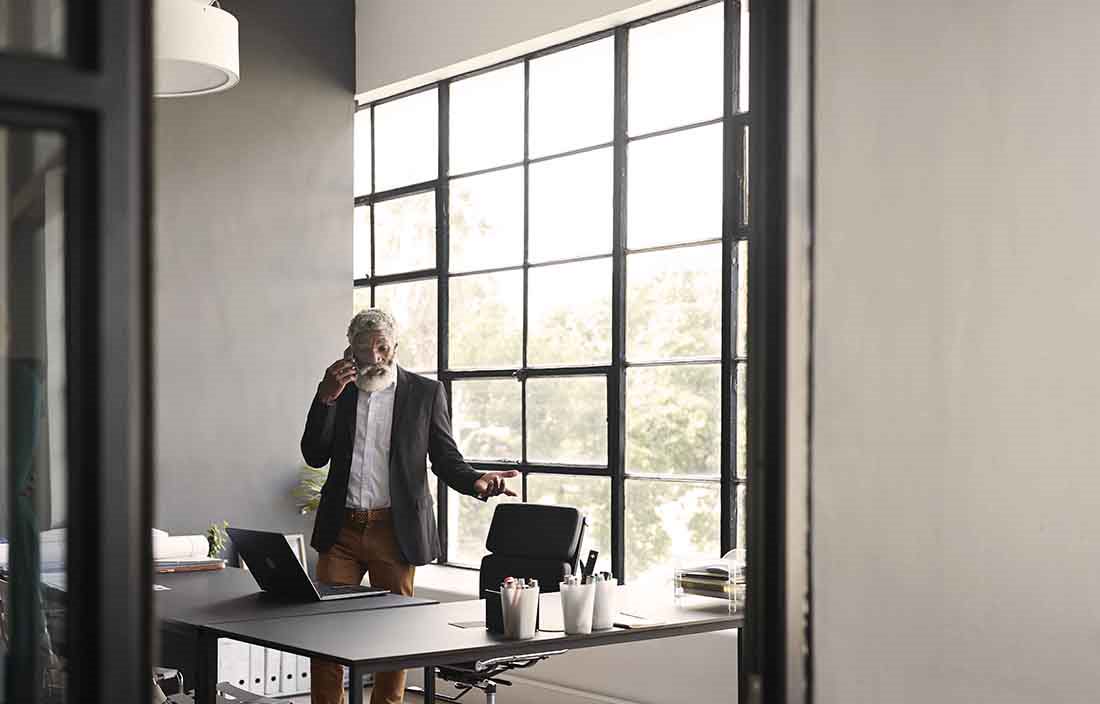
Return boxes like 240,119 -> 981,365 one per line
154,0 -> 354,552
813,2 -> 1100,702
356,0 -> 696,99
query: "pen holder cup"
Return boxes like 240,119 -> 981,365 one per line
592,580 -> 617,630
560,582 -> 596,635
501,584 -> 539,640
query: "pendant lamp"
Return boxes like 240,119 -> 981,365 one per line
154,0 -> 240,98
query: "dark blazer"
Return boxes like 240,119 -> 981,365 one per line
301,366 -> 483,565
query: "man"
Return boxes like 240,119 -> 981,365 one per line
301,308 -> 517,704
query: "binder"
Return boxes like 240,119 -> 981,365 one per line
264,648 -> 281,695
248,644 -> 266,694
297,654 -> 311,695
280,650 -> 297,694
217,639 -> 249,691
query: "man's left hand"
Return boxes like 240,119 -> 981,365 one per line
474,470 -> 520,499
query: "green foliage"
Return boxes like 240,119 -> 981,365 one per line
206,520 -> 229,559
293,464 -> 329,515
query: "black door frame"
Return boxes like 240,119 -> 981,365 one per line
742,0 -> 813,703
0,1 -> 153,702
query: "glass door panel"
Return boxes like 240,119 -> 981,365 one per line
2,125 -> 69,703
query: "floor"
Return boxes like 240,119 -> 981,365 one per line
286,686 -> 430,703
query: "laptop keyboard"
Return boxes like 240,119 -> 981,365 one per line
315,583 -> 385,596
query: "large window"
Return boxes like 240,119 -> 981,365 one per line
353,0 -> 750,582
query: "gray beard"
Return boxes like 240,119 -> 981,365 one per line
355,363 -> 396,392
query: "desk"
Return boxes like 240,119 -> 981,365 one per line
156,569 -> 437,702
159,569 -> 742,704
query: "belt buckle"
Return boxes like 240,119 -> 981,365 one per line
348,509 -> 369,527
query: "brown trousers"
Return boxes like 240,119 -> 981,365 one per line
311,509 -> 415,704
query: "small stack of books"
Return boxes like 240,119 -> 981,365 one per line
154,557 -> 225,574
153,529 -> 225,573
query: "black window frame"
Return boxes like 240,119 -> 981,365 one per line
353,0 -> 749,581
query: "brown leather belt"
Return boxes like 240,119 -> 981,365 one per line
344,507 -> 391,527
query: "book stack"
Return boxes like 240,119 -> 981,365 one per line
153,530 -> 225,573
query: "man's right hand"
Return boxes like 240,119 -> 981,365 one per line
317,358 -> 357,405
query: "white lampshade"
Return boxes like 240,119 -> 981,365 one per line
154,0 -> 240,98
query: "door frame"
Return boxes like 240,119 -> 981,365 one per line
0,1 -> 153,702
742,0 -> 814,702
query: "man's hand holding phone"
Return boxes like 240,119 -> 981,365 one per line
317,349 -> 357,405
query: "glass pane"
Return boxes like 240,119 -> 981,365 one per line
529,148 -> 613,263
374,191 -> 436,275
0,0 -> 66,58
527,475 -> 611,573
451,379 -> 521,461
449,271 -> 523,369
738,0 -> 750,114
628,3 -> 724,136
740,124 -> 750,226
528,258 -> 611,366
2,126 -> 69,702
626,480 -> 720,583
373,279 -> 437,372
626,364 -> 720,475
449,167 -> 524,273
628,123 -> 722,249
735,483 -> 746,551
375,89 -> 438,190
450,64 -> 524,175
736,239 -> 748,358
447,486 -> 521,567
627,243 -> 721,362
353,205 -> 371,279
736,362 -> 747,479
529,38 -> 614,158
526,377 -> 607,466
353,286 -> 371,314
354,108 -> 372,196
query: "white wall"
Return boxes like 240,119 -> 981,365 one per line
813,2 -> 1100,702
356,0 -> 695,99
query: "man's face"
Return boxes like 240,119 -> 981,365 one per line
350,330 -> 397,377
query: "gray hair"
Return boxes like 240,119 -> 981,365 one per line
347,308 -> 398,344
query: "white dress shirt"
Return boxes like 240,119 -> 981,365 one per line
345,377 -> 396,510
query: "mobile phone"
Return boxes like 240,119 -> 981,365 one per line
343,346 -> 358,370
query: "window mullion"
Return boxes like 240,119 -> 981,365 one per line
521,58 -> 531,469
720,0 -> 740,554
436,80 -> 452,562
610,25 -> 629,582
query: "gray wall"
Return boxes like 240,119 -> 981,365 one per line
814,2 -> 1100,702
154,0 -> 354,551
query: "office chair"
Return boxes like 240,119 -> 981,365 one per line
414,503 -> 588,703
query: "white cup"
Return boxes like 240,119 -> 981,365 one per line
560,582 -> 596,635
592,579 -> 617,630
501,584 -> 539,640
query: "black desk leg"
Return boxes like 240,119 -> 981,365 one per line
348,665 -> 365,704
194,629 -> 218,704
423,666 -> 435,703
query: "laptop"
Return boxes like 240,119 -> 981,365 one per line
227,527 -> 389,602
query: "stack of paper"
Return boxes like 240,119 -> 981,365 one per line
674,562 -> 745,599
153,530 -> 223,573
